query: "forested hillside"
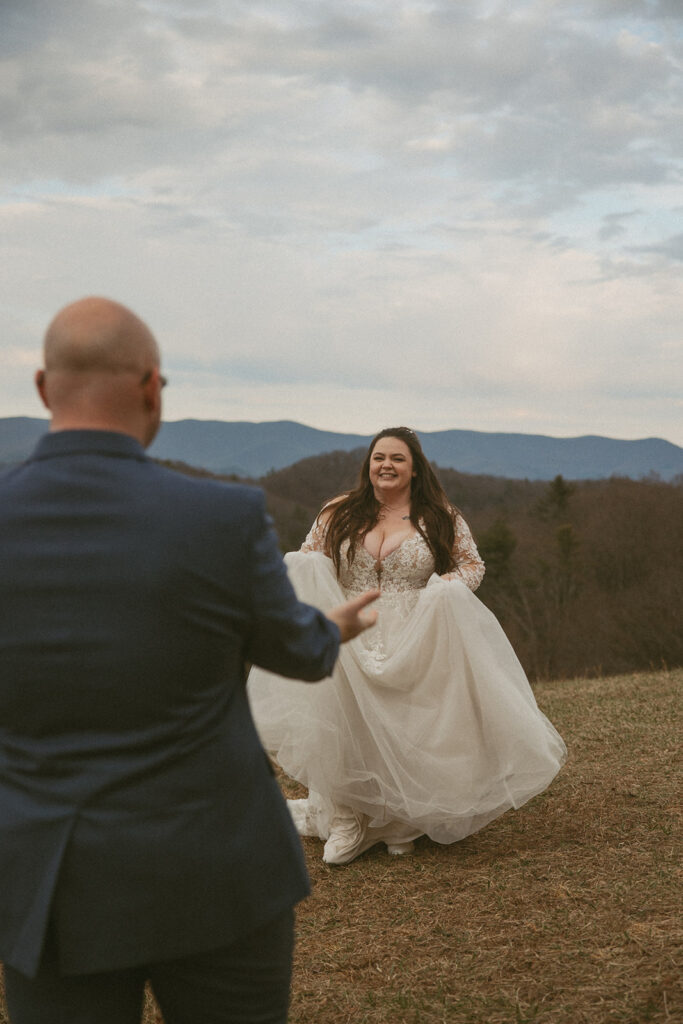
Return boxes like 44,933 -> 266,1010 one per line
161,450 -> 683,682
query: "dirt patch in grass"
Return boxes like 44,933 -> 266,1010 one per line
2,668 -> 680,1023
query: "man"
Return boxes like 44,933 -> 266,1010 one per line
0,297 -> 378,1024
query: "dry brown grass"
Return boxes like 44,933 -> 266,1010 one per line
2,668 -> 680,1023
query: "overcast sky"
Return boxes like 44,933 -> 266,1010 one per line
2,0 -> 681,444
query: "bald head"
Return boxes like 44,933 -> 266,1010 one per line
37,297 -> 164,446
44,297 -> 159,375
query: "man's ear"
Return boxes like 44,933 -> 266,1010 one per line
35,369 -> 50,410
141,367 -> 163,415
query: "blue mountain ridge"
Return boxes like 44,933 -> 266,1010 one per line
1,417 -> 682,481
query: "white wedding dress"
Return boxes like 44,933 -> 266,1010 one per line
248,516 -> 567,849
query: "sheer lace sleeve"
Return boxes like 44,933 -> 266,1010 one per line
299,498 -> 345,553
441,513 -> 485,591
299,514 -> 328,553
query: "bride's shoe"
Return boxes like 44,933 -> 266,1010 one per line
322,808 -> 378,865
386,841 -> 415,856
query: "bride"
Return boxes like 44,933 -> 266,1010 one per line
248,427 -> 567,865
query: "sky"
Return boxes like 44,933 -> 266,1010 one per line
1,0 -> 682,445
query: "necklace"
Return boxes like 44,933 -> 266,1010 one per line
379,503 -> 411,521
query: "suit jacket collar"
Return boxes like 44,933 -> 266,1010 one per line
30,429 -> 148,463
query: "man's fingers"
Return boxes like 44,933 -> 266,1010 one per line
327,589 -> 380,642
350,591 -> 379,634
348,588 -> 381,612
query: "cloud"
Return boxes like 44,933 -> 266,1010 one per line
629,231 -> 683,261
0,0 -> 681,445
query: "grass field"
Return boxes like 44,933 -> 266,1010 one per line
2,668 -> 680,1023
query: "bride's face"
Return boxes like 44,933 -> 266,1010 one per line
368,437 -> 415,497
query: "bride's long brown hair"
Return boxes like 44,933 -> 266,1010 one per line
322,426 -> 459,576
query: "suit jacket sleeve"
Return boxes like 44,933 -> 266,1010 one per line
243,493 -> 340,680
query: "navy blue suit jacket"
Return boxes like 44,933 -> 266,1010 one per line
0,430 -> 339,977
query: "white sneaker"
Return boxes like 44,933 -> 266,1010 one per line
322,808 -> 378,865
386,841 -> 415,856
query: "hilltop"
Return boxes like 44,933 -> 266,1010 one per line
2,417 -> 682,481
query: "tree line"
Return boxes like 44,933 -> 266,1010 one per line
161,450 -> 683,682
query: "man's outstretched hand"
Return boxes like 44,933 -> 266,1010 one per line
327,589 -> 380,643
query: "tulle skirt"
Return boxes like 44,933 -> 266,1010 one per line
248,552 -> 567,846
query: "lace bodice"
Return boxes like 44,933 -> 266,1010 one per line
300,512 -> 485,593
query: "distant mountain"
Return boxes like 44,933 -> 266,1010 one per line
151,419 -> 370,477
2,417 -> 682,481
